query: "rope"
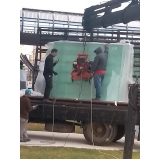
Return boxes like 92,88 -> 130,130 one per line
51,98 -> 56,143
51,75 -> 59,143
40,75 -> 58,144
90,78 -> 118,159
63,73 -> 83,147
62,107 -> 79,147
62,42 -> 118,158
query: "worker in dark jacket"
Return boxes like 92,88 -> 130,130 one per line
20,89 -> 38,142
91,44 -> 109,100
43,48 -> 59,102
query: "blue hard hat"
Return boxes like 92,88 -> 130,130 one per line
25,89 -> 31,95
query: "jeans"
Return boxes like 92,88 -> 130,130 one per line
93,74 -> 105,99
20,118 -> 28,140
43,75 -> 53,99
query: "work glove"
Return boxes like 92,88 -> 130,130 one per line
88,70 -> 94,74
88,69 -> 92,73
88,71 -> 94,79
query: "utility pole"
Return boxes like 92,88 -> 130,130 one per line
123,83 -> 140,159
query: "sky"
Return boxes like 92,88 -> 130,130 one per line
20,0 -> 130,14
20,0 -> 139,27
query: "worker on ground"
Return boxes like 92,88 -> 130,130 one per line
43,48 -> 59,102
90,44 -> 109,100
20,89 -> 38,142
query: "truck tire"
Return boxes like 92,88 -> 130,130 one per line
113,125 -> 125,142
105,123 -> 118,144
83,122 -> 117,146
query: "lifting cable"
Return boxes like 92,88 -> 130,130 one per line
63,31 -> 88,146
40,76 -> 58,144
82,30 -> 87,53
90,78 -> 118,159
81,31 -> 117,157
62,36 -> 118,158
63,67 -> 83,147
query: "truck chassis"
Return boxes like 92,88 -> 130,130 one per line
29,97 -> 140,146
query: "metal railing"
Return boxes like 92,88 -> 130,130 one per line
20,8 -> 140,36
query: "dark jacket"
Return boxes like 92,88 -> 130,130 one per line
91,47 -> 108,73
43,54 -> 56,77
20,95 -> 33,119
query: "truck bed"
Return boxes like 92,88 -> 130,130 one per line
29,96 -> 140,125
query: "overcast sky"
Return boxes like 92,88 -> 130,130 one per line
20,0 -> 139,27
20,0 -> 130,13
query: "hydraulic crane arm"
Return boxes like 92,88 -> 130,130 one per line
82,0 -> 140,32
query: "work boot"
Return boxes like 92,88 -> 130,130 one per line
20,139 -> 27,142
43,99 -> 52,103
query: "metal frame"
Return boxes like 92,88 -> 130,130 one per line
20,8 -> 140,34
34,27 -> 140,60
22,8 -> 83,16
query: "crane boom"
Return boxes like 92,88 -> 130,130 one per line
82,0 -> 140,32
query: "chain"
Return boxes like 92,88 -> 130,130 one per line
82,30 -> 87,53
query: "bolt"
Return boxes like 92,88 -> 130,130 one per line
97,127 -> 102,133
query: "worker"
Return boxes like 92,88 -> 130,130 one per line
43,48 -> 59,102
20,89 -> 38,142
90,44 -> 109,100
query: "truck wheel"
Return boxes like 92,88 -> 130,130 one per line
83,122 -> 117,146
105,123 -> 118,144
113,125 -> 125,142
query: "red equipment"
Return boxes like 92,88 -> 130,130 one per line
71,53 -> 92,82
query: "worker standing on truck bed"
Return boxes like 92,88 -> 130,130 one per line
91,44 -> 109,100
20,89 -> 38,142
43,48 -> 59,102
